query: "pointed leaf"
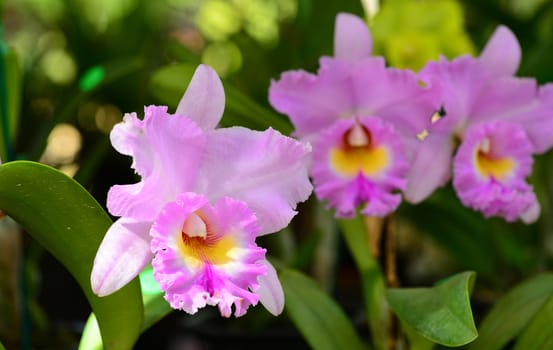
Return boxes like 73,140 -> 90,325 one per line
0,161 -> 143,350
513,284 -> 553,350
280,268 -> 366,350
80,266 -> 172,350
469,273 -> 553,350
387,271 -> 477,346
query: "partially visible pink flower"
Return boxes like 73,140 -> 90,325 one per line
269,13 -> 438,217
409,25 -> 553,222
453,121 -> 539,223
91,64 -> 312,317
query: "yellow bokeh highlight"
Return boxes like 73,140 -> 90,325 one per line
475,151 -> 515,181
330,146 -> 389,178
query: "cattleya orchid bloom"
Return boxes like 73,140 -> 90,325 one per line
269,13 -> 439,217
91,64 -> 312,317
410,26 -> 553,222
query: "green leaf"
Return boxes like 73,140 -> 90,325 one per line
339,217 -> 388,350
80,266 -> 173,350
0,340 -> 4,350
149,63 -> 292,133
0,161 -> 143,350
469,273 -> 553,350
387,271 -> 477,346
513,279 -> 553,350
280,268 -> 366,350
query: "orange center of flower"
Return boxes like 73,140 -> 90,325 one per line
330,123 -> 389,178
177,213 -> 235,267
474,140 -> 515,181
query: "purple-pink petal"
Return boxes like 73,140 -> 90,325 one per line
404,132 -> 455,204
311,117 -> 408,217
256,260 -> 285,316
150,193 -> 268,317
91,218 -> 153,296
176,64 -> 225,131
198,127 -> 312,235
333,12 -> 372,61
479,25 -> 521,78
453,121 -> 539,222
106,105 -> 206,221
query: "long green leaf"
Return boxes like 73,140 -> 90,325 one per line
387,271 -> 477,346
469,273 -> 553,350
0,161 -> 143,350
80,266 -> 173,350
339,217 -> 388,350
280,268 -> 366,350
513,286 -> 553,350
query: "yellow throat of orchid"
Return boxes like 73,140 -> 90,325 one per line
330,123 -> 389,178
177,212 -> 235,266
475,139 -> 515,181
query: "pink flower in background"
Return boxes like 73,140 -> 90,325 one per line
410,26 -> 553,222
91,64 -> 312,317
269,13 -> 439,217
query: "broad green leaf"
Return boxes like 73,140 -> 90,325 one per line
513,284 -> 553,350
339,217 -> 388,350
0,161 -> 143,350
469,273 -> 553,350
149,63 -> 292,133
280,268 -> 366,350
387,271 -> 477,346
80,266 -> 173,350
0,340 -> 4,350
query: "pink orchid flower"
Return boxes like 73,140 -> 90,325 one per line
410,26 -> 553,222
269,13 -> 439,217
91,64 -> 312,317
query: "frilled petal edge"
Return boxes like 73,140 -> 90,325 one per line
198,127 -> 313,235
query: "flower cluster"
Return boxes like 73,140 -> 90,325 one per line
91,65 -> 312,317
270,13 -> 553,223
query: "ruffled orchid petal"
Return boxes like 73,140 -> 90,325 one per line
151,193 -> 267,317
256,260 -> 284,316
404,132 -> 455,203
198,127 -> 312,234
312,117 -> 408,217
176,64 -> 225,131
91,218 -> 153,296
107,106 -> 206,221
453,121 -> 539,222
479,25 -> 521,77
334,13 -> 372,61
